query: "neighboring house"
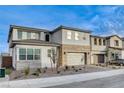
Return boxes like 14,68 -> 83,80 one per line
91,35 -> 124,64
91,36 -> 107,64
7,25 -> 124,70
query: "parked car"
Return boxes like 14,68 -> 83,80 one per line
108,59 -> 124,66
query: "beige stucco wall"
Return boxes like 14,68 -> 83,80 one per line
62,29 -> 90,46
107,48 -> 122,61
91,51 -> 107,64
91,37 -> 106,51
121,50 -> 124,59
51,30 -> 62,44
109,36 -> 122,48
60,44 -> 91,66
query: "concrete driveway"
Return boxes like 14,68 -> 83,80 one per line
50,74 -> 124,88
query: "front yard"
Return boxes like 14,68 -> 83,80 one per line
7,64 -> 124,81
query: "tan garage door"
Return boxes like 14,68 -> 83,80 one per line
67,53 -> 85,66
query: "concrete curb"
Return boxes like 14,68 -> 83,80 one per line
0,69 -> 124,88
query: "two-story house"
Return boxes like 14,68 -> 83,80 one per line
91,35 -> 107,64
8,25 -> 60,70
51,26 -> 91,66
8,25 -> 91,70
8,25 -> 124,70
91,35 -> 124,64
106,35 -> 123,61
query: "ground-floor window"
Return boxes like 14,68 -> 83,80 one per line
18,48 -> 40,61
19,48 -> 26,60
27,49 -> 33,60
34,49 -> 40,60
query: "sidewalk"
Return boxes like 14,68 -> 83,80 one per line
0,69 -> 124,88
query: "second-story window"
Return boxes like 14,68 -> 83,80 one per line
67,31 -> 71,39
27,49 -> 33,60
19,48 -> 26,60
99,39 -> 102,45
35,33 -> 39,40
94,38 -> 97,45
18,31 -> 22,39
103,39 -> 106,46
75,32 -> 79,40
27,32 -> 31,39
45,34 -> 50,41
114,40 -> 119,46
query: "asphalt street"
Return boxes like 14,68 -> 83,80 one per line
49,74 -> 124,88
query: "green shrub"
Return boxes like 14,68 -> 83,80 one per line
37,68 -> 41,73
32,72 -> 39,76
24,67 -> 30,76
5,68 -> 12,75
57,71 -> 61,74
65,65 -> 69,70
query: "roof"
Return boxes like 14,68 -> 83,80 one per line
91,35 -> 123,40
106,35 -> 122,40
91,35 -> 106,39
10,39 -> 60,48
8,25 -> 50,42
108,46 -> 124,50
121,37 -> 124,41
52,25 -> 91,33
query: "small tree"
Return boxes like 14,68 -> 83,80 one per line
24,67 -> 30,77
48,48 -> 57,71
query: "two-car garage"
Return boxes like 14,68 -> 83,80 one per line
66,52 -> 86,66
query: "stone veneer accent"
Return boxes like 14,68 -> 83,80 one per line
58,44 -> 91,66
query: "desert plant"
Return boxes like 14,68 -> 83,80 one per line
72,66 -> 75,69
112,66 -> 117,69
63,69 -> 66,72
37,68 -> 41,73
75,69 -> 78,72
24,67 -> 30,76
43,70 -> 46,73
79,68 -> 82,70
65,65 -> 69,70
5,68 -> 12,75
57,71 -> 61,74
32,72 -> 39,76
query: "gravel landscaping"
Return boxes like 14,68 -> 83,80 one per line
7,64 -> 124,81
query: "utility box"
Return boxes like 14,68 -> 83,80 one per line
0,69 -> 5,78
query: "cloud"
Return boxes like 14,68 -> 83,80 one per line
1,6 -> 124,53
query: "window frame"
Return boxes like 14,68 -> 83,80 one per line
67,31 -> 72,40
27,32 -> 31,39
18,31 -> 22,40
18,48 -> 41,61
19,48 -> 26,60
99,39 -> 102,45
34,49 -> 40,60
103,39 -> 106,46
114,40 -> 119,46
94,38 -> 97,45
27,48 -> 34,60
75,32 -> 79,40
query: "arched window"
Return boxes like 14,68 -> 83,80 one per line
45,34 -> 49,41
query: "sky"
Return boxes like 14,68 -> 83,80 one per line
0,5 -> 124,53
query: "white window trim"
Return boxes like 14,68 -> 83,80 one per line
18,48 -> 41,61
67,31 -> 72,40
75,32 -> 79,40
